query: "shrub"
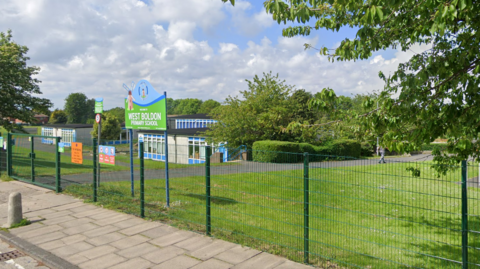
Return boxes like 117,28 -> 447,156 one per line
252,139 -> 361,163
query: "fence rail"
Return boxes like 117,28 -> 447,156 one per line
3,136 -> 480,268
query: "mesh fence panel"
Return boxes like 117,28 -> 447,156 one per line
26,143 -> 480,268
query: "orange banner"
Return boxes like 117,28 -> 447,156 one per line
71,142 -> 83,164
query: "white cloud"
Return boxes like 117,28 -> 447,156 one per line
0,0 -> 424,111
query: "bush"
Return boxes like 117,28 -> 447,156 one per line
252,139 -> 361,163
252,141 -> 304,163
421,143 -> 448,151
360,142 -> 375,157
313,139 -> 361,158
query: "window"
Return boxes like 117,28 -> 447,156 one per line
176,119 -> 218,129
188,137 -> 215,163
61,129 -> 74,147
142,134 -> 165,160
42,128 -> 54,144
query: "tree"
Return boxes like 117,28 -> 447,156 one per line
91,114 -> 121,140
64,93 -> 94,124
49,109 -> 68,124
0,30 -> 52,131
206,72 -> 317,148
265,0 -> 480,166
105,107 -> 125,123
198,99 -> 221,114
173,99 -> 203,115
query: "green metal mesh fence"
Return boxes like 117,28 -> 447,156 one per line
9,137 -> 479,268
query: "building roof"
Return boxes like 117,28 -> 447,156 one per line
34,114 -> 49,118
43,124 -> 93,129
140,128 -> 210,136
168,114 -> 213,120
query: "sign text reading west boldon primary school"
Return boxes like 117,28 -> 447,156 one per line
124,80 -> 167,130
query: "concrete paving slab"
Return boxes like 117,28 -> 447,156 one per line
37,210 -> 71,220
14,225 -> 63,239
40,215 -> 76,225
141,246 -> 185,264
215,245 -> 262,265
65,254 -> 89,265
85,232 -> 126,246
28,231 -> 66,245
231,252 -> 287,269
140,225 -> 175,239
38,239 -> 66,251
8,223 -> 44,235
50,202 -> 85,211
88,211 -> 120,221
92,213 -> 131,227
76,245 -> 118,260
175,235 -> 214,252
51,241 -> 94,257
149,230 -> 194,247
57,218 -> 92,228
107,257 -> 152,269
190,240 -> 237,261
60,234 -> 88,245
78,253 -> 126,269
62,223 -> 99,235
82,225 -> 120,238
71,208 -> 106,219
116,242 -> 159,258
151,255 -> 202,269
112,217 -> 145,229
274,260 -> 313,269
68,204 -> 98,213
118,221 -> 161,236
110,234 -> 149,250
191,258 -> 233,269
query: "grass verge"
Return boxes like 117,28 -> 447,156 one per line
64,161 -> 480,268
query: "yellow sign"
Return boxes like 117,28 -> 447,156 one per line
71,142 -> 83,164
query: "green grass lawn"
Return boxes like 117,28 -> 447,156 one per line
64,161 -> 480,268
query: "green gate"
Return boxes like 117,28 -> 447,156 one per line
6,133 -> 61,191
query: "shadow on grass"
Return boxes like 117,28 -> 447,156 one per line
185,193 -> 238,205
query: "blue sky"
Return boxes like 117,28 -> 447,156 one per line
0,0 -> 418,110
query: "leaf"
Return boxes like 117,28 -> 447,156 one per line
376,6 -> 384,21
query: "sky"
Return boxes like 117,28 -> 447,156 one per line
0,0 -> 427,110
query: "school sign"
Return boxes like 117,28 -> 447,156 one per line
124,80 -> 167,130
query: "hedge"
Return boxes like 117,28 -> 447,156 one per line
252,140 -> 361,163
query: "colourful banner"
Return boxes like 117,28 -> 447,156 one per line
99,145 -> 115,166
124,80 -> 167,130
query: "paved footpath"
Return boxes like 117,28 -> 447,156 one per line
0,181 -> 311,269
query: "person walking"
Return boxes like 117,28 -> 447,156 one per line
378,146 -> 386,164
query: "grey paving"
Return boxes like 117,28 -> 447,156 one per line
0,180 -> 311,269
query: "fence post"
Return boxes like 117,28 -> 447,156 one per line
461,160 -> 468,269
140,141 -> 145,218
30,136 -> 35,182
304,152 -> 309,264
7,133 -> 12,177
55,137 -> 61,193
93,138 -> 98,202
206,146 -> 212,236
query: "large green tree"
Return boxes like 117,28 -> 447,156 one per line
265,0 -> 480,165
198,99 -> 221,114
0,31 -> 51,131
48,109 -> 68,124
64,93 -> 94,124
105,107 -> 125,123
173,98 -> 203,115
206,72 -> 317,148
91,114 -> 121,140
